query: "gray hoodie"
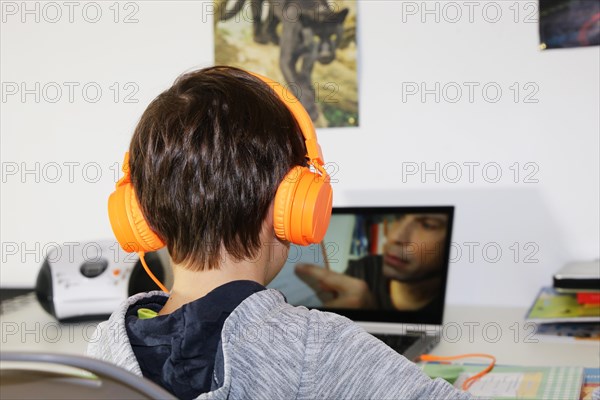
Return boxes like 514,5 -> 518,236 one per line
87,289 -> 473,399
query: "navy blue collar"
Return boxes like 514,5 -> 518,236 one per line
125,280 -> 266,399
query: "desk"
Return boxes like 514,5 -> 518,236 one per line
1,293 -> 96,355
433,305 -> 599,368
1,293 -> 599,368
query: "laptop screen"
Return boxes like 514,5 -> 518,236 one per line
268,206 -> 454,325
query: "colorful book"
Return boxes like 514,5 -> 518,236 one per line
578,292 -> 600,305
580,368 -> 600,400
535,322 -> 600,341
525,287 -> 600,324
421,363 -> 584,399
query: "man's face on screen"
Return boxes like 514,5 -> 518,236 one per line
381,214 -> 448,281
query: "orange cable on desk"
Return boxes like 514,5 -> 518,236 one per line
419,353 -> 496,391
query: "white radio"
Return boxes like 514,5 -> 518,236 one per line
35,240 -> 168,321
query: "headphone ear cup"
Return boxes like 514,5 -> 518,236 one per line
274,166 -> 333,245
108,185 -> 138,253
289,170 -> 332,245
273,166 -> 304,242
108,183 -> 165,253
302,173 -> 332,244
125,184 -> 165,252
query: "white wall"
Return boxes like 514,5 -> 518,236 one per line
2,1 -> 598,308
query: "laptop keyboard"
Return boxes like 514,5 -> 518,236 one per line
372,333 -> 421,355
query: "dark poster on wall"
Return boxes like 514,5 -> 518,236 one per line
540,0 -> 600,49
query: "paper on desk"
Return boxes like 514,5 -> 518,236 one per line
454,367 -> 584,400
454,372 -> 536,397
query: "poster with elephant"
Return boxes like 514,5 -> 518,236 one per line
214,0 -> 358,128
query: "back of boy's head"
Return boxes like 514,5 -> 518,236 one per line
128,66 -> 307,271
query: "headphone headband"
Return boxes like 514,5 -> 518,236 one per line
120,74 -> 328,183
249,72 -> 326,174
116,152 -> 131,187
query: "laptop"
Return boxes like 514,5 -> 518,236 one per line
268,206 -> 454,361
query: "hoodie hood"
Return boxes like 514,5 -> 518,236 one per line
87,288 -> 475,400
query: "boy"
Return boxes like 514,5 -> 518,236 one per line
87,66 -> 472,399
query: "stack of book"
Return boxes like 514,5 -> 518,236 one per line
526,260 -> 600,340
421,362 -> 586,399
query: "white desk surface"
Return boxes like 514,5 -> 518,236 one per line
1,293 -> 97,355
1,293 -> 599,369
434,305 -> 599,368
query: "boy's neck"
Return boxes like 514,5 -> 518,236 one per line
158,208 -> 285,316
158,255 -> 270,316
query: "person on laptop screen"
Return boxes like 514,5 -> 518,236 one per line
295,213 -> 448,314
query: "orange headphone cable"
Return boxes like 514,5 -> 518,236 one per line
138,252 -> 169,293
419,353 -> 496,390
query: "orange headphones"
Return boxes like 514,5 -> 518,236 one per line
108,72 -> 333,291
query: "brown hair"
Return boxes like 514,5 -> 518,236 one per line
128,66 -> 307,270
